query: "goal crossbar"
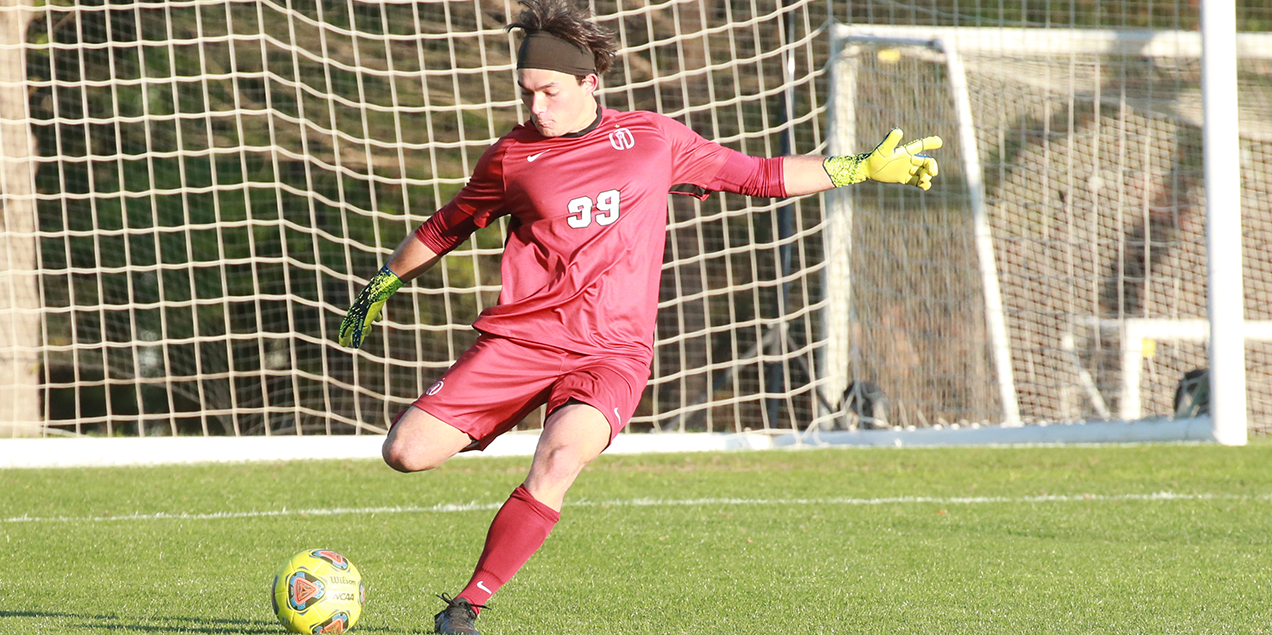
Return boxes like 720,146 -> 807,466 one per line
832,24 -> 1272,59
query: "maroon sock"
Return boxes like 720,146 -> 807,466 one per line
457,485 -> 560,610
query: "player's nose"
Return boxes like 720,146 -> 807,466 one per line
531,93 -> 549,115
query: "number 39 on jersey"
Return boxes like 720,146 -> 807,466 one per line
566,189 -> 620,229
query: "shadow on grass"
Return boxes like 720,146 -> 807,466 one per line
0,610 -> 406,634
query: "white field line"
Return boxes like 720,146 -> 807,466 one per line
4,491 -> 1269,524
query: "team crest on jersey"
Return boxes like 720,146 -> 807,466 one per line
426,379 -> 445,396
609,127 -> 635,150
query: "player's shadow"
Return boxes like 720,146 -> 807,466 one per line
0,610 -> 400,633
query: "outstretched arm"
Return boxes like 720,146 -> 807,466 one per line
784,129 -> 942,196
782,155 -> 834,196
338,233 -> 442,349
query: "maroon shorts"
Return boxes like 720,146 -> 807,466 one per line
412,334 -> 650,450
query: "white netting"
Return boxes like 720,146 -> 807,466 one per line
2,0 -> 1268,440
832,26 -> 1272,433
0,0 -> 835,437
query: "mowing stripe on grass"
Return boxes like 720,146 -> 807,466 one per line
5,491 -> 1268,524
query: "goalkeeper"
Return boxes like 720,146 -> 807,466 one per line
338,1 -> 940,633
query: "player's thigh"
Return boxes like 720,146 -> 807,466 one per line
547,353 -> 649,442
523,402 -> 612,509
537,402 -> 613,469
524,355 -> 649,500
413,334 -> 559,451
382,406 -> 474,472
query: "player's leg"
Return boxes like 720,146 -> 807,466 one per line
445,356 -> 646,619
413,336 -> 579,633
392,334 -> 554,475
436,406 -> 610,634
521,401 -> 612,510
440,403 -> 608,630
382,406 -> 475,473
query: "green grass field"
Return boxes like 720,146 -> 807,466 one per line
3,441 -> 1271,634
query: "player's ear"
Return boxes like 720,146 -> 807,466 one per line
579,73 -> 599,94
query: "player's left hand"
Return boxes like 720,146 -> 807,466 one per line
863,128 -> 942,190
338,265 -> 404,349
824,128 -> 942,191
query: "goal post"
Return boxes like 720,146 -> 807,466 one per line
0,0 -> 38,438
1200,0 -> 1248,446
828,22 -> 1272,441
825,29 -> 1021,428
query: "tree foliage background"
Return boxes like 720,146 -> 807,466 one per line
23,0 -> 1272,435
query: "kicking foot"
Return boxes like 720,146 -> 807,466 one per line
434,593 -> 486,635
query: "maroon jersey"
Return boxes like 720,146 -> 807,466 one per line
415,107 -> 785,361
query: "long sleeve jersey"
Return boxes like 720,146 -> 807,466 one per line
415,107 -> 786,362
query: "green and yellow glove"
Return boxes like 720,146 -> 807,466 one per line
823,128 -> 943,191
338,265 -> 404,349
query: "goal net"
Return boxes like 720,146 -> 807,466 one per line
1,0 -> 836,439
828,24 -> 1272,434
2,0 -> 1269,446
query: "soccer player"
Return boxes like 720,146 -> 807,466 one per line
338,1 -> 940,633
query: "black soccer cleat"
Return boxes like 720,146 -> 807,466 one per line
434,593 -> 486,635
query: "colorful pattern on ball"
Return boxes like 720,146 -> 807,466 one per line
288,571 -> 326,611
314,611 -> 350,634
311,550 -> 349,570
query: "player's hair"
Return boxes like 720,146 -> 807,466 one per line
507,0 -> 617,76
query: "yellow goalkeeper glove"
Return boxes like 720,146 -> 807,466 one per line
823,128 -> 942,191
338,265 -> 404,349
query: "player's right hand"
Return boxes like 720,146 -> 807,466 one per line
338,265 -> 404,349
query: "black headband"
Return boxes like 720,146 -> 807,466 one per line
516,32 -> 596,76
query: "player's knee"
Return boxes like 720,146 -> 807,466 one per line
381,437 -> 444,473
538,444 -> 590,482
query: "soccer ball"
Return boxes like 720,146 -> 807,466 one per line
271,549 -> 366,634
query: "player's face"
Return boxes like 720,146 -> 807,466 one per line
518,68 -> 599,138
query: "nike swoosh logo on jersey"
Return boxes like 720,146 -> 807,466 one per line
527,150 -> 548,162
